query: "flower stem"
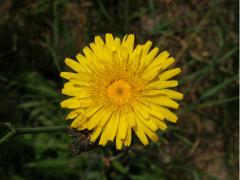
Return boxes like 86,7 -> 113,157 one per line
0,125 -> 67,145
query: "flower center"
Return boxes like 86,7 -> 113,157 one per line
107,80 -> 132,106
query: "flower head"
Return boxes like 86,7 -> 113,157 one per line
60,33 -> 183,149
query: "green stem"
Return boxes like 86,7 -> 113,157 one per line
0,130 -> 17,144
0,125 -> 67,145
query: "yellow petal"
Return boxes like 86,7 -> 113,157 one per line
142,66 -> 160,81
71,115 -> 87,128
149,103 -> 165,120
116,113 -> 125,150
61,89 -> 88,98
128,111 -> 136,127
98,113 -> 115,145
139,41 -> 152,68
153,89 -> 184,100
95,36 -> 104,45
116,132 -> 123,150
65,58 -> 86,73
118,112 -> 128,140
147,80 -> 178,90
85,107 -> 108,130
123,128 -> 132,146
69,78 -> 90,87
142,59 -> 175,81
83,47 -> 94,61
147,96 -> 179,109
62,82 -> 90,97
161,57 -> 175,70
102,45 -> 113,64
136,112 -> 158,131
105,33 -> 115,49
129,51 -> 141,71
144,128 -> 159,142
145,51 -> 169,70
133,103 -> 150,120
83,105 -> 103,118
142,47 -> 159,67
143,89 -> 168,96
141,51 -> 172,80
151,116 -> 167,131
66,108 -> 84,120
122,34 -> 134,54
75,53 -> 90,72
159,68 -> 181,80
109,112 -> 120,141
77,123 -> 87,130
153,105 -> 178,123
60,98 -> 81,109
60,72 -> 81,80
119,47 -> 128,63
155,51 -> 169,61
143,89 -> 183,100
90,42 -> 103,58
90,127 -> 102,142
63,81 -> 74,88
128,45 -> 142,71
79,98 -> 93,106
90,55 -> 105,72
141,41 -> 152,57
99,109 -> 113,127
133,121 -> 149,145
113,37 -> 121,51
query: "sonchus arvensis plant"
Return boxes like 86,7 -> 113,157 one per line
60,33 -> 183,150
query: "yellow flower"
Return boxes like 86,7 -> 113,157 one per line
60,33 -> 183,150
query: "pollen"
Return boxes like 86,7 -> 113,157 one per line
107,80 -> 133,106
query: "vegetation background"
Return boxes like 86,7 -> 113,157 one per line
0,0 -> 238,179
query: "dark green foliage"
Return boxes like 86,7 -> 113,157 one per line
0,0 -> 238,179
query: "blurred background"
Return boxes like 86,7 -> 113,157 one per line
0,0 -> 238,179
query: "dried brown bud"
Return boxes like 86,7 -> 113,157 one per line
68,127 -> 97,155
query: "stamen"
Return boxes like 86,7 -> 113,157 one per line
107,80 -> 132,106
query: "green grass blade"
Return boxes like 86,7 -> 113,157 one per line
148,0 -> 156,19
180,47 -> 238,84
173,132 -> 193,147
97,0 -> 113,22
198,96 -> 239,109
200,75 -> 238,100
